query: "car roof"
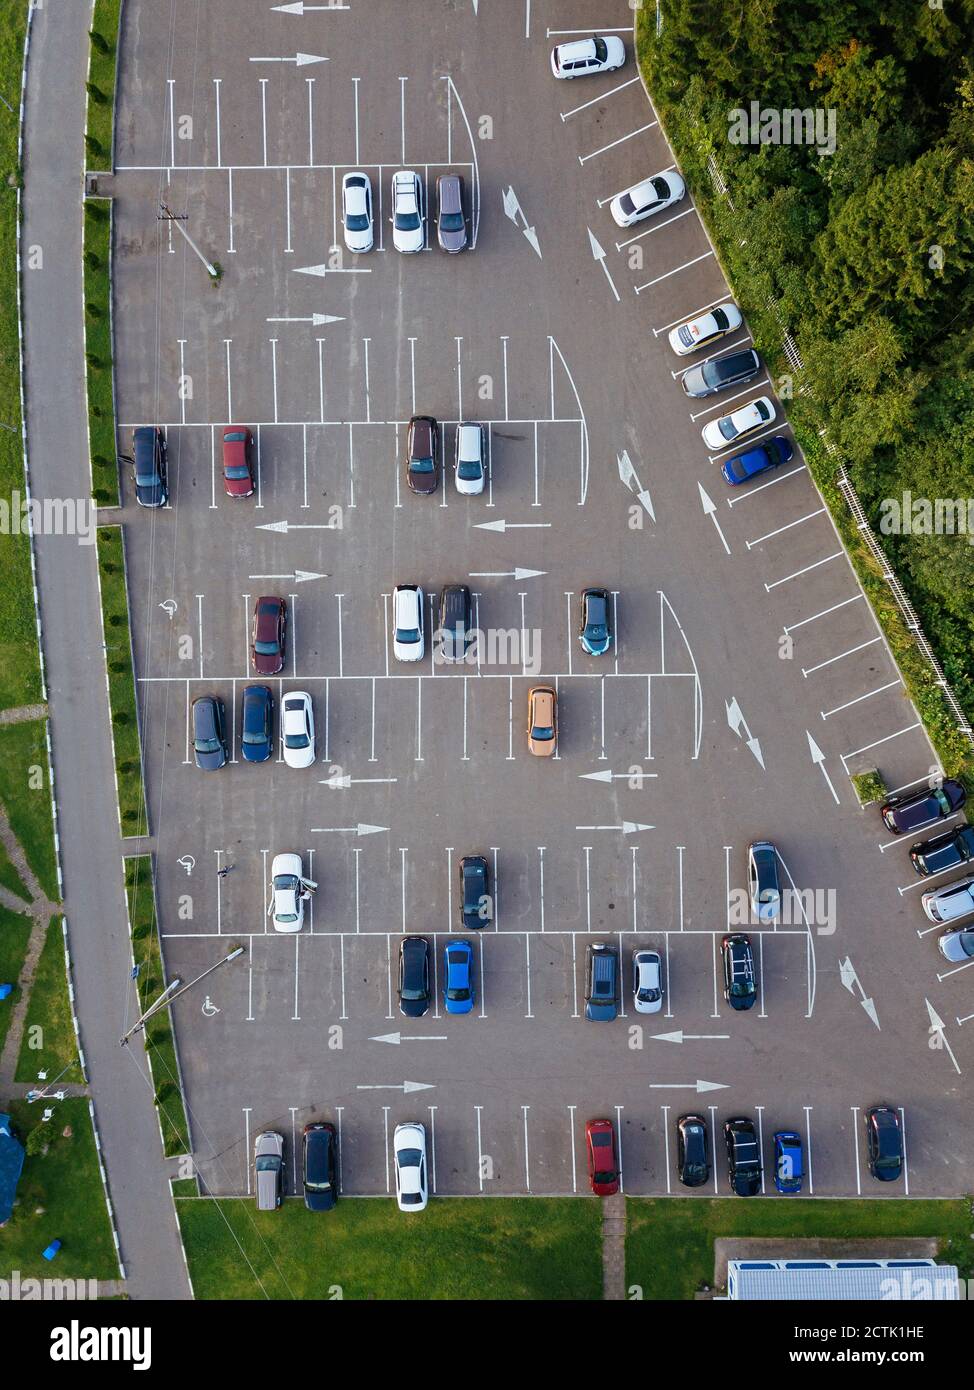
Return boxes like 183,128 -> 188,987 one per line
557,39 -> 598,61
271,852 -> 301,875
395,585 -> 420,617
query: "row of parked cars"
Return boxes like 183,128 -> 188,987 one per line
880,778 -> 974,961
342,169 -> 469,255
192,687 -> 314,769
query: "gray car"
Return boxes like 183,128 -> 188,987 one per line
939,927 -> 974,963
254,1130 -> 285,1210
682,348 -> 761,399
191,694 -> 228,771
436,173 -> 467,252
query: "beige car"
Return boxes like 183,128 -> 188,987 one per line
527,685 -> 557,756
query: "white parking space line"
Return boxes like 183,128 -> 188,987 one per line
428,1105 -> 437,1194
351,77 -> 360,165
399,848 -> 407,934
691,378 -> 773,423
538,846 -> 546,932
306,78 -> 315,167
521,1106 -> 531,1190
755,1106 -> 766,1194
446,847 -> 454,931
385,933 -> 393,1018
765,550 -> 844,592
677,845 -> 685,931
821,679 -> 901,721
898,861 -> 957,895
708,1105 -> 718,1194
899,1107 -> 910,1195
242,1108 -> 252,1194
745,507 -> 826,550
567,1105 -> 577,1193
850,1105 -> 861,1194
491,847 -> 499,932
524,934 -> 533,1018
661,1105 -> 671,1193
635,251 -> 713,293
547,26 -> 634,36
842,722 -> 923,771
671,334 -> 754,379
289,1109 -> 298,1190
802,636 -> 882,678
726,465 -> 806,506
399,76 -> 407,163
784,592 -> 864,634
630,846 -> 638,933
614,1106 -> 625,1193
474,1106 -> 484,1191
578,120 -> 658,165
616,205 -> 696,249
383,1108 -> 391,1193
259,79 -> 268,166
560,74 -> 639,122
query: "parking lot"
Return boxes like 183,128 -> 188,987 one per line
111,0 -> 972,1201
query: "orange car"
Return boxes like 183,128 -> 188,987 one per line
527,685 -> 557,756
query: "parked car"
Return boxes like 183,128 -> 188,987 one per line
405,415 -> 440,495
681,348 -> 761,399
865,1106 -> 903,1182
132,426 -> 168,507
251,596 -> 286,675
773,1130 -> 804,1194
398,936 -> 431,1018
281,690 -> 315,769
938,927 -> 974,962
668,302 -> 743,356
748,841 -> 781,922
454,421 -> 486,495
341,171 -> 374,252
436,173 -> 467,252
676,1113 -> 710,1188
881,779 -> 966,835
585,942 -> 618,1021
222,426 -> 255,497
459,854 -> 491,929
585,1119 -> 620,1196
922,874 -> 974,924
393,1122 -> 428,1211
527,685 -> 557,756
270,852 -> 315,934
909,823 -> 974,877
724,1117 -> 762,1196
240,684 -> 273,763
438,584 -> 472,664
302,1122 -> 338,1212
191,694 -> 228,771
444,940 -> 475,1016
579,587 -> 612,656
609,170 -> 685,227
721,435 -> 793,485
391,170 -> 424,253
702,396 -> 776,452
721,933 -> 756,1010
632,949 -> 663,1014
254,1130 -> 285,1210
550,34 -> 626,79
392,584 -> 425,663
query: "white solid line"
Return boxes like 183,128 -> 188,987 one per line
820,679 -> 901,721
745,507 -> 826,549
726,465 -> 806,506
561,75 -> 639,122
634,250 -> 713,292
783,593 -> 863,634
765,551 -> 844,591
691,377 -> 773,423
616,204 -> 696,248
578,121 -> 657,165
841,722 -> 922,767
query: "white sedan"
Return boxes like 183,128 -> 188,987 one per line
702,396 -> 776,452
550,35 -> 626,79
667,302 -> 743,356
393,1122 -> 428,1212
392,584 -> 425,663
269,852 -> 316,934
391,170 -> 424,253
281,691 -> 315,769
609,170 -> 685,227
633,950 -> 663,1014
341,172 -> 374,253
454,422 -> 486,496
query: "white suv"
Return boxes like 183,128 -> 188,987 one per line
550,35 -> 626,79
391,170 -> 424,253
454,422 -> 486,495
392,584 -> 425,662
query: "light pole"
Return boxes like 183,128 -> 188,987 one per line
120,944 -> 245,1045
158,202 -> 220,280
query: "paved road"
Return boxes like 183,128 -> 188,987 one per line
21,0 -> 189,1299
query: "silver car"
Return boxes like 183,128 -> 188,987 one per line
436,173 -> 467,253
254,1130 -> 285,1210
633,949 -> 663,1014
939,927 -> 974,963
922,873 -> 974,923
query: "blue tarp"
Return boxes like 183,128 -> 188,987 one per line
0,1112 -> 25,1224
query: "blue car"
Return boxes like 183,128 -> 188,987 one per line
773,1130 -> 804,1194
721,434 -> 793,486
240,684 -> 274,762
444,940 -> 475,1015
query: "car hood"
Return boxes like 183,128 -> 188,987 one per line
196,746 -> 226,771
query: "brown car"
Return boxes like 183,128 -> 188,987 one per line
252,596 -> 287,675
405,415 -> 440,495
222,425 -> 255,497
527,685 -> 557,756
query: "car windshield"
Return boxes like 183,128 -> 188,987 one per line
593,37 -> 608,61
275,874 -> 298,893
398,1149 -> 421,1167
718,416 -> 739,440
651,177 -> 669,200
242,727 -> 266,744
305,1178 -> 332,1192
255,1156 -> 279,1172
224,464 -> 250,479
346,211 -> 369,230
532,724 -> 554,739
458,460 -> 482,479
135,468 -> 159,486
440,211 -> 464,231
285,730 -> 309,749
410,456 -> 434,472
224,431 -> 247,442
254,640 -> 279,654
395,205 -> 420,231
396,626 -> 420,643
637,985 -> 661,1002
195,736 -> 221,754
729,980 -> 753,997
447,985 -> 471,1001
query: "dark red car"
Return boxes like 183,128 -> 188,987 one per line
585,1118 -> 620,1197
222,425 -> 255,497
252,596 -> 286,675
405,415 -> 440,495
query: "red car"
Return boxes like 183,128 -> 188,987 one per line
252,596 -> 286,675
223,425 -> 255,497
585,1118 -> 620,1196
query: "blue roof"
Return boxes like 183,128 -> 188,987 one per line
0,1113 -> 25,1224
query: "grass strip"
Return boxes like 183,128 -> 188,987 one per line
96,526 -> 146,834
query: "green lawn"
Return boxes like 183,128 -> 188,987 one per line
15,916 -> 82,1086
177,1195 -> 602,1300
97,528 -> 146,832
0,903 -> 32,1059
86,0 -> 122,168
84,200 -> 118,507
626,1198 -> 974,1299
125,856 -> 190,1156
0,720 -> 61,902
0,1099 -> 119,1282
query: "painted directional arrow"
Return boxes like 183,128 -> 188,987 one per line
579,769 -> 658,784
468,567 -> 546,580
839,956 -> 880,1030
502,186 -> 542,258
248,569 -> 328,583
256,519 -> 341,533
806,731 -> 840,805
616,449 -> 655,521
266,313 -> 345,326
925,998 -> 961,1074
310,823 -> 388,836
473,519 -> 552,533
698,481 -> 731,554
369,1032 -> 448,1045
575,821 -> 654,834
293,262 -> 371,276
355,1080 -> 435,1093
250,52 -> 329,66
649,1080 -> 728,1093
587,228 -> 620,302
272,2 -> 350,13
725,696 -> 765,770
320,774 -> 398,789
652,1031 -> 730,1043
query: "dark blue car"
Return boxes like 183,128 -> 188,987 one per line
721,434 -> 793,486
240,684 -> 274,762
773,1130 -> 803,1194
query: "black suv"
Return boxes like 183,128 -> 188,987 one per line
439,585 -> 473,664
677,1113 -> 710,1188
132,426 -> 168,507
909,823 -> 974,876
681,349 -> 761,399
721,933 -> 756,1010
865,1106 -> 903,1182
191,695 -> 228,771
724,1116 -> 761,1196
302,1122 -> 338,1212
459,854 -> 490,929
398,936 -> 431,1017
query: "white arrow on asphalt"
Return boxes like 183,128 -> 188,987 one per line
468,567 -> 546,580
293,262 -> 371,276
266,313 -> 345,326
652,1031 -> 730,1043
649,1080 -> 728,1093
310,823 -> 388,836
579,769 -> 658,783
272,2 -> 350,13
925,998 -> 961,1074
839,955 -> 880,1030
806,731 -> 840,805
248,570 -> 328,583
473,519 -> 552,533
369,1033 -> 448,1045
698,480 -> 731,554
256,519 -> 341,533
725,696 -> 765,770
250,52 -> 329,66
587,227 -> 620,302
320,775 -> 398,789
502,186 -> 542,258
355,1081 -> 436,1093
617,449 -> 655,521
575,822 -> 654,834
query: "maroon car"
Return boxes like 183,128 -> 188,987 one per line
405,415 -> 440,495
223,426 -> 255,497
252,596 -> 286,675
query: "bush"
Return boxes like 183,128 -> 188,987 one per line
26,1124 -> 53,1157
86,82 -> 108,106
89,30 -> 113,56
851,770 -> 887,807
85,301 -> 103,319
84,135 -> 105,160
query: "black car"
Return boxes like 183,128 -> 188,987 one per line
439,585 -> 473,664
398,935 -> 431,1017
881,779 -> 966,835
459,854 -> 491,929
677,1113 -> 710,1188
191,695 -> 228,771
865,1106 -> 903,1182
579,587 -> 612,656
681,349 -> 761,399
132,425 -> 168,507
724,1117 -> 761,1196
721,933 -> 756,1010
909,823 -> 974,876
302,1122 -> 338,1212
240,684 -> 273,763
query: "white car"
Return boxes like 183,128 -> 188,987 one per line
702,395 -> 776,452
269,852 -> 316,934
393,1122 -> 428,1212
281,691 -> 315,769
633,950 -> 663,1014
392,584 -> 425,662
667,302 -> 743,356
341,171 -> 374,253
609,170 -> 685,228
550,35 -> 626,79
454,422 -> 486,496
391,170 -> 424,253
922,874 -> 974,924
